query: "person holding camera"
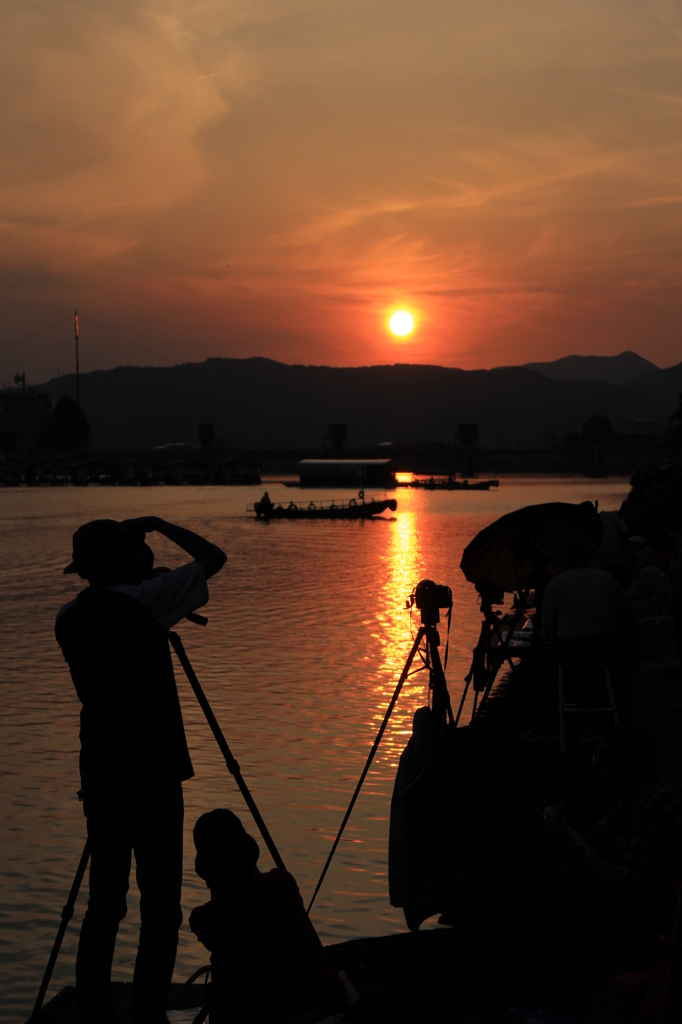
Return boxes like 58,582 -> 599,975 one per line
55,517 -> 226,1024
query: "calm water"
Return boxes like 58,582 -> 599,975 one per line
0,478 -> 629,1022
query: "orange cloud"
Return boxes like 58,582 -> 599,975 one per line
1,0 -> 681,380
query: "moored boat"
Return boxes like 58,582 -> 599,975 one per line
397,476 -> 499,491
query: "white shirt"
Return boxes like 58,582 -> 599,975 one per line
57,562 -> 209,630
541,567 -> 632,639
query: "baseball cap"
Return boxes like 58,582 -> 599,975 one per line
63,519 -> 148,576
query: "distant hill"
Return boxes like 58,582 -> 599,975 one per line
37,358 -> 667,450
627,362 -> 682,405
522,351 -> 659,385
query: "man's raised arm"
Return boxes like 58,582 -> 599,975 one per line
123,517 -> 227,579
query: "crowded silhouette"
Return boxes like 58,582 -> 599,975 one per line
42,478 -> 682,1023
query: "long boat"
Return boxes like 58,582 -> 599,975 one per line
397,476 -> 499,491
248,491 -> 397,520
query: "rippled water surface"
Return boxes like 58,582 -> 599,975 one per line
0,479 -> 629,1022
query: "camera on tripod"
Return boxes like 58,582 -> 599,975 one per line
407,579 -> 452,624
474,577 -> 505,608
414,579 -> 452,610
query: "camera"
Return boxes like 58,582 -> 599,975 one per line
474,577 -> 504,607
410,579 -> 452,611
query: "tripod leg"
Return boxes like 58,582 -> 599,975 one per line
454,671 -> 472,728
466,620 -> 491,722
30,840 -> 90,1021
490,611 -> 520,678
168,632 -> 286,872
307,626 -> 426,915
458,621 -> 487,725
473,609 -> 524,721
474,671 -> 497,721
472,649 -> 498,722
427,632 -> 454,726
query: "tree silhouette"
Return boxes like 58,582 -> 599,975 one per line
32,395 -> 90,456
582,414 -> 615,443
582,415 -> 614,477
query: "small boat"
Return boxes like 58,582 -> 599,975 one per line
249,490 -> 397,520
398,476 -> 499,491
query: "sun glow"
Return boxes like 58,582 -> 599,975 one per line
389,311 -> 414,337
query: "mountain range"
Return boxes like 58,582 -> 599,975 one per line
521,350 -> 659,385
35,352 -> 682,450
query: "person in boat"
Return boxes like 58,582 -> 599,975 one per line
258,491 -> 274,516
55,517 -> 226,1024
189,809 -> 348,1024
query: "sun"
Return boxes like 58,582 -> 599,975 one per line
389,310 -> 414,337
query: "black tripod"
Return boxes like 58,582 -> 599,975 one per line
455,586 -> 528,726
307,580 -> 454,914
168,630 -> 286,870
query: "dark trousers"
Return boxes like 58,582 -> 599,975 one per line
76,782 -> 184,1019
554,633 -> 634,724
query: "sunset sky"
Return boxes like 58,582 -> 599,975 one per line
2,0 -> 681,384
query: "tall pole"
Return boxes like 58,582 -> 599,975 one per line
74,309 -> 80,407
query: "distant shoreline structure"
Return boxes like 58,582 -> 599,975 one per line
1,351 -> 679,479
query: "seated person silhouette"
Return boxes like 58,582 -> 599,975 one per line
573,725 -> 682,924
505,727 -> 682,998
189,810 -> 348,1024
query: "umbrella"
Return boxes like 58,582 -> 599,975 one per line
460,501 -> 604,594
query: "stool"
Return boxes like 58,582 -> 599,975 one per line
557,660 -> 619,753
542,654 -> 619,753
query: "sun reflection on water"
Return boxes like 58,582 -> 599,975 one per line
370,510 -> 430,771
